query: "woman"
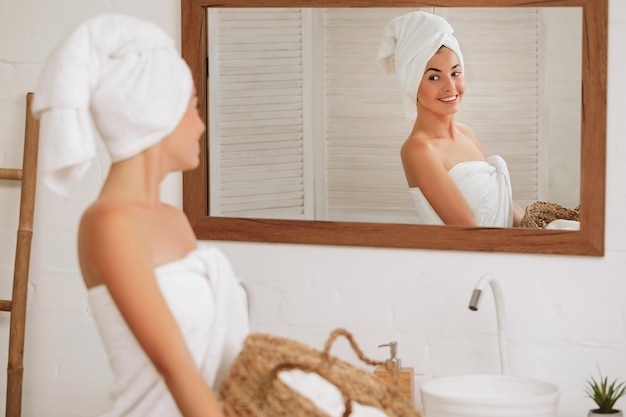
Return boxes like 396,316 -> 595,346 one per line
377,11 -> 525,227
32,14 -> 249,417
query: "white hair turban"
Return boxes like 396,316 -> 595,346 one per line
377,11 -> 464,121
32,14 -> 194,197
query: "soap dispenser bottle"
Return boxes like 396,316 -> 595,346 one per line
373,341 -> 414,403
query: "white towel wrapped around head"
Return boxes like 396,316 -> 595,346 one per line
377,11 -> 464,121
32,14 -> 194,197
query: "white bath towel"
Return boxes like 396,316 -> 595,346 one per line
280,370 -> 389,417
409,155 -> 514,227
32,14 -> 193,198
546,219 -> 580,230
377,11 -> 464,121
88,244 -> 250,417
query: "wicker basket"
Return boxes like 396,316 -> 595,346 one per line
218,328 -> 421,417
520,201 -> 580,229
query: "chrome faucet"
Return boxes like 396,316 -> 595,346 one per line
468,274 -> 510,375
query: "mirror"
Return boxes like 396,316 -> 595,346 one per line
206,7 -> 582,224
181,0 -> 607,256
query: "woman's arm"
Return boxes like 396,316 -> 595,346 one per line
401,139 -> 478,226
78,205 -> 225,417
512,200 -> 526,227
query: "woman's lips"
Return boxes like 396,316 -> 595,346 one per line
439,95 -> 458,103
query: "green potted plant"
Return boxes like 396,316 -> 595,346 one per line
585,373 -> 626,416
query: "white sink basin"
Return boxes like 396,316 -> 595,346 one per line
420,374 -> 560,417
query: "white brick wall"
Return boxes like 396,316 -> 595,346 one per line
0,1 -> 625,416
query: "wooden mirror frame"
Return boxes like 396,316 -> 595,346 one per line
181,0 -> 607,256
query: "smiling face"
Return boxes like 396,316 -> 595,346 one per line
416,46 -> 465,117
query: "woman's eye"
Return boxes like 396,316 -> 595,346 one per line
452,71 -> 462,77
429,75 -> 440,81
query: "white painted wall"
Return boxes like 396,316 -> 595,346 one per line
0,1 -> 624,416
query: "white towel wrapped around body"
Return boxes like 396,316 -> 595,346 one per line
409,155 -> 514,227
88,244 -> 250,417
377,11 -> 464,121
32,14 -> 193,197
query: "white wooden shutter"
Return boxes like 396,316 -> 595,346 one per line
208,8 -> 312,219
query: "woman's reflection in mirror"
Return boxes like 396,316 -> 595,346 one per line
378,11 -> 526,227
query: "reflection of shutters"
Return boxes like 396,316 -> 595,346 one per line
208,9 -> 311,219
323,8 -> 420,223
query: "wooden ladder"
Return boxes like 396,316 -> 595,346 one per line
0,92 -> 39,417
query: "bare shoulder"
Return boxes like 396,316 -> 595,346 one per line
400,135 -> 446,187
80,201 -> 140,241
456,122 -> 486,155
161,203 -> 196,237
455,122 -> 477,138
161,202 -> 190,221
78,201 -> 149,288
401,134 -> 440,166
401,134 -> 431,158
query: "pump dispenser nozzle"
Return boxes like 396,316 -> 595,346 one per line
378,341 -> 402,370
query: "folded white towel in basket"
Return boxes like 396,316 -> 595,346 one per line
280,369 -> 389,417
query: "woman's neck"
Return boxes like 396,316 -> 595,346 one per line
100,149 -> 166,207
412,113 -> 457,140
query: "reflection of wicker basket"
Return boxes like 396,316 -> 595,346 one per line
219,328 -> 421,417
520,201 -> 580,229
